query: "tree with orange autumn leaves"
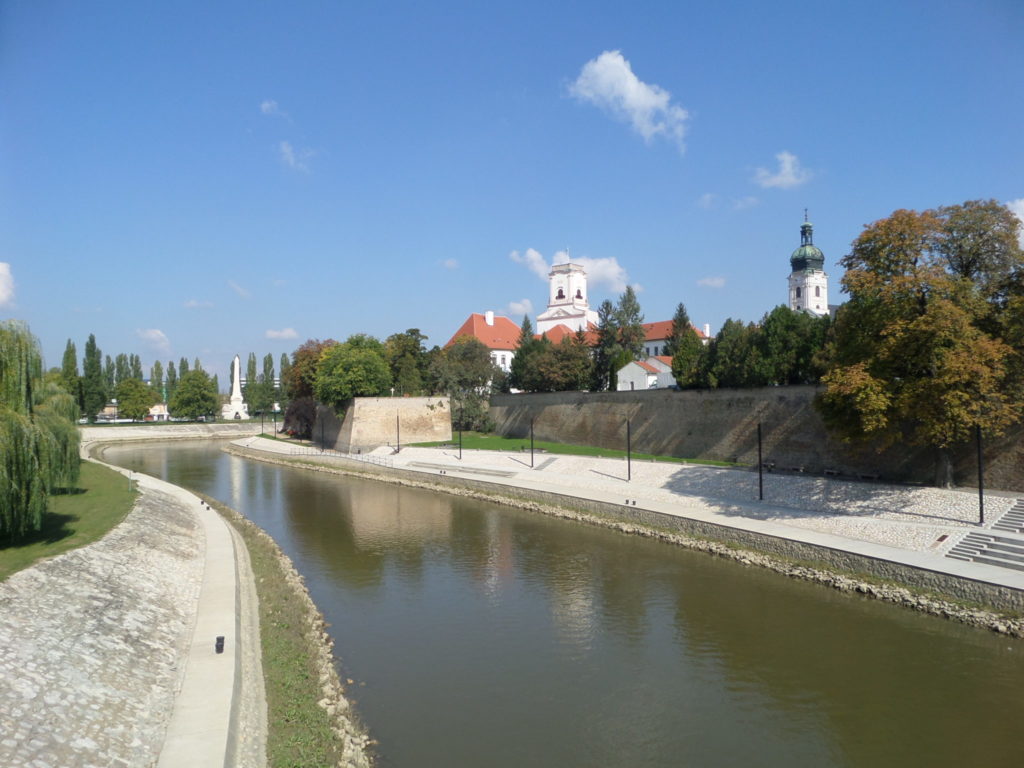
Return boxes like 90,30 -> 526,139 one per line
817,200 -> 1024,486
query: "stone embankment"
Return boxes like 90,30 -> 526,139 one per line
0,485 -> 204,767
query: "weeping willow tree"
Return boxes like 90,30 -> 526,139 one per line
0,321 -> 81,540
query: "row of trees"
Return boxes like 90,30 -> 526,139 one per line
280,329 -> 504,439
1,321 -> 81,540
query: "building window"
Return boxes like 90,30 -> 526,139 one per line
815,286 -> 820,297
575,289 -> 583,299
795,286 -> 802,298
556,288 -> 565,299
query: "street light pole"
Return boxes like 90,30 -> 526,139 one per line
977,424 -> 985,525
458,405 -> 463,461
757,422 -> 764,501
530,417 -> 535,469
627,419 -> 631,482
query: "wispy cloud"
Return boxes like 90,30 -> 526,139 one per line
184,298 -> 214,309
1007,198 -> 1024,247
137,328 -> 171,356
754,151 -> 812,189
698,276 -> 726,289
260,99 -> 291,120
697,193 -> 717,210
266,327 -> 298,340
279,140 -> 314,173
507,299 -> 533,318
510,247 -> 633,293
228,280 -> 251,299
569,50 -> 688,152
732,196 -> 759,210
0,263 -> 13,307
442,258 -> 458,270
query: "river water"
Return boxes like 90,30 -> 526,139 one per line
101,441 -> 1024,767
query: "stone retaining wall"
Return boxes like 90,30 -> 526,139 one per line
489,388 -> 1024,492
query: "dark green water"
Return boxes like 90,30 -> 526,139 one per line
101,441 -> 1024,767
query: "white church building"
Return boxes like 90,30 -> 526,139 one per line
535,263 -> 599,335
787,214 -> 830,316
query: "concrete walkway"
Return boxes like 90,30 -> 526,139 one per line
239,437 -> 1024,600
0,454 -> 262,768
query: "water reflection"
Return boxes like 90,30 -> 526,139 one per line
101,441 -> 1024,768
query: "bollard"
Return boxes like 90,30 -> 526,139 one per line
215,635 -> 225,654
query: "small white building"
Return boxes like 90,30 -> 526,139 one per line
445,311 -> 521,372
616,356 -> 675,391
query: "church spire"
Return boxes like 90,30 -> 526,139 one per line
800,209 -> 814,246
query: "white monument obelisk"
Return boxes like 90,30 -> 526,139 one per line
221,355 -> 250,420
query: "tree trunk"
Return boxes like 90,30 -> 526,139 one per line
934,446 -> 955,488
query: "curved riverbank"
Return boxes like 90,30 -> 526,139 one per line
225,440 -> 1024,636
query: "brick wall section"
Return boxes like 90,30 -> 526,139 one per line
315,396 -> 452,453
489,388 -> 1024,492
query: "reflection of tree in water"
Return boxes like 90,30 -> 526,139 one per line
670,556 -> 1024,767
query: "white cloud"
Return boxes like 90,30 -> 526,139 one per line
0,263 -> 13,307
509,248 -> 550,280
137,328 -> 171,356
1007,198 -> 1024,247
732,196 -> 760,210
507,299 -> 533,317
569,50 -> 688,152
754,151 -> 812,189
512,247 -> 633,293
697,193 -> 717,209
266,327 -> 298,340
442,258 -> 458,270
260,99 -> 292,120
279,140 -> 313,173
184,298 -> 214,309
228,280 -> 251,299
698,276 -> 726,289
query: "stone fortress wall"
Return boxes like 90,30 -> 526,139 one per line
315,396 -> 452,453
489,387 -> 1024,492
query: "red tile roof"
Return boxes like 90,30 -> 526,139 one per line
446,313 -> 521,350
643,320 -> 707,341
538,323 -> 598,345
653,355 -> 673,367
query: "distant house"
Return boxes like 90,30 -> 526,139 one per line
146,403 -> 170,422
616,356 -> 675,391
445,311 -> 522,372
641,321 -> 710,357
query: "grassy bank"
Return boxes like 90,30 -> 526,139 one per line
412,431 -> 737,466
0,461 -> 137,582
204,496 -> 370,767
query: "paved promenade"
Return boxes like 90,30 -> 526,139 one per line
238,437 -> 1024,598
0,459 -> 258,768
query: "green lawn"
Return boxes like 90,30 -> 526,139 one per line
411,431 -> 736,466
0,461 -> 137,582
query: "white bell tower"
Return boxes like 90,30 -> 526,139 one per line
536,262 -> 599,334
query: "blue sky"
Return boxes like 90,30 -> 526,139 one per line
2,0 -> 1022,384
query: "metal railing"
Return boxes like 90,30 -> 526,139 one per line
285,444 -> 394,469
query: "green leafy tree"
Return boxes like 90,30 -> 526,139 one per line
130,353 -> 143,381
193,356 -> 202,372
0,321 -> 80,539
150,360 -> 164,401
384,329 -> 427,396
533,333 -> 593,392
663,303 -> 692,358
115,377 -> 158,421
165,360 -> 178,402
757,306 -> 830,386
509,316 -> 547,392
114,353 -> 130,386
591,300 -> 619,391
168,369 -> 218,421
279,353 -> 290,397
670,325 -> 706,389
103,355 -> 115,390
314,335 -> 392,412
179,357 -> 190,377
60,339 -> 81,405
430,337 -> 499,431
818,203 -> 1024,486
81,334 -> 106,422
284,339 -> 338,400
615,286 -> 646,361
708,319 -> 766,388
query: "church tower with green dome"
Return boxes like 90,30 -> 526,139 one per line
787,212 -> 829,315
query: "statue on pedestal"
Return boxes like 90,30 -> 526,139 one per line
221,354 -> 250,420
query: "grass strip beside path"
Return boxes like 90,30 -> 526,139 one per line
412,431 -> 737,466
205,497 -> 371,767
0,461 -> 137,582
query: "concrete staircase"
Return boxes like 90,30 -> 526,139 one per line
948,530 -> 1024,572
993,499 -> 1024,534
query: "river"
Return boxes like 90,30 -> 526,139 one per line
101,440 -> 1024,767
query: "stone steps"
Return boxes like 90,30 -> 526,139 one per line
948,530 -> 1024,572
992,500 -> 1024,534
